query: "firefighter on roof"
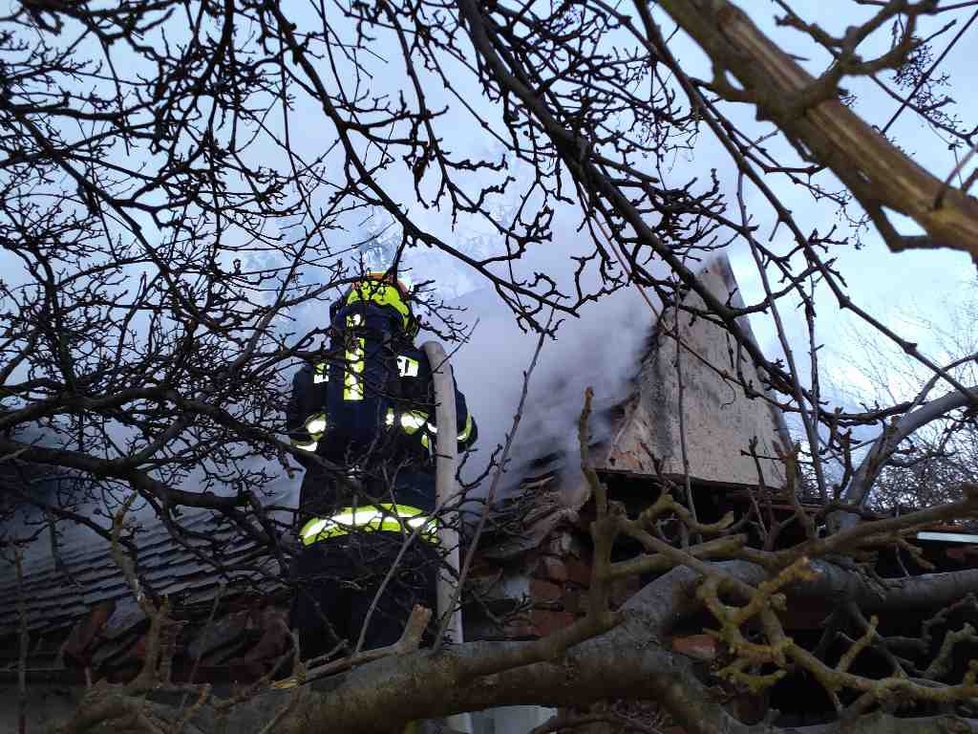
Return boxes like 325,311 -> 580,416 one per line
286,272 -> 476,658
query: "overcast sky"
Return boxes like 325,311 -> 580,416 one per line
4,0 -> 976,509
724,1 -> 977,403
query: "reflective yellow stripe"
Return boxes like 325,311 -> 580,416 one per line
304,412 -> 327,435
299,503 -> 437,544
313,362 -> 329,384
401,410 -> 428,434
346,281 -> 412,330
344,337 -> 365,401
418,414 -> 472,442
457,413 -> 474,443
384,409 -> 429,435
292,438 -> 319,452
397,355 -> 419,377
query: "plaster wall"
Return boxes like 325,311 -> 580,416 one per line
600,255 -> 789,487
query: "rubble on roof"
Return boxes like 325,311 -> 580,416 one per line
473,255 -> 792,561
474,471 -> 587,561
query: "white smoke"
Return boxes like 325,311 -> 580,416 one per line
447,283 -> 656,495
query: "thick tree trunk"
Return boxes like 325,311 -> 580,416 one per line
161,562 -> 978,733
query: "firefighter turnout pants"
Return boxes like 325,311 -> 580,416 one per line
290,529 -> 439,659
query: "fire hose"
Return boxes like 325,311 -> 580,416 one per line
422,341 -> 473,734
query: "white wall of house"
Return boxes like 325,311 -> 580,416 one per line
471,705 -> 557,733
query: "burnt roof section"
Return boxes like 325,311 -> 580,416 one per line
477,253 -> 794,558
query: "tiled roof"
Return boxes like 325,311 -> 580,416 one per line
0,504 -> 282,637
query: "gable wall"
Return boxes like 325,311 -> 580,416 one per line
598,255 -> 789,487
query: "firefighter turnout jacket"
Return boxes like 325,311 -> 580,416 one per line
286,281 -> 476,547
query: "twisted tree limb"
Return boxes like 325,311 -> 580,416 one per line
842,387 -> 978,517
656,0 -> 978,257
148,562 -> 978,733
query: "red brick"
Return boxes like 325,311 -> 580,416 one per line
536,556 -> 568,583
504,621 -> 537,639
503,612 -> 535,639
244,610 -> 290,664
947,547 -> 969,562
564,559 -> 592,586
561,587 -> 587,615
671,633 -> 718,661
529,578 -> 563,604
63,600 -> 115,664
131,632 -> 148,661
530,610 -> 576,637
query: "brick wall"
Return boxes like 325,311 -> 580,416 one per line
482,529 -> 641,640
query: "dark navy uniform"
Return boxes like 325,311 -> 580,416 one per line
287,277 -> 476,657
